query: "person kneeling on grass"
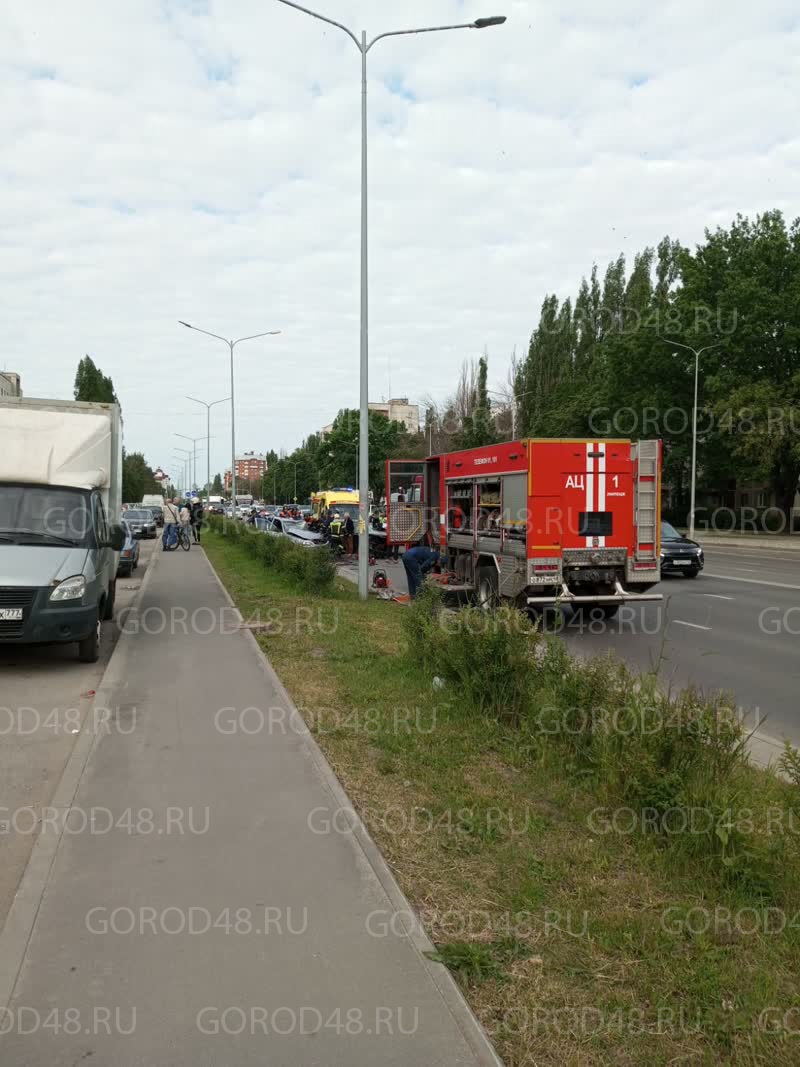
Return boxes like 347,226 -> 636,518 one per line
401,545 -> 440,599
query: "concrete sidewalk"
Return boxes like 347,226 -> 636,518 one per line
0,548 -> 500,1066
683,531 -> 800,551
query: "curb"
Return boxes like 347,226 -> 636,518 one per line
687,536 -> 800,553
204,552 -> 505,1067
0,547 -> 162,1012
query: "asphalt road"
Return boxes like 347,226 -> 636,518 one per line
0,538 -> 157,928
559,546 -> 800,746
340,547 -> 800,747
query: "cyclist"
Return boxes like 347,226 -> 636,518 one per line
162,497 -> 180,550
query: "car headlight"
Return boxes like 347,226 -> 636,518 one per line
50,575 -> 86,601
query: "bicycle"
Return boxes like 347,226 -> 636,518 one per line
163,524 -> 191,552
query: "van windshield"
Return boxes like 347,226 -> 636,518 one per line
0,485 -> 93,547
329,503 -> 359,520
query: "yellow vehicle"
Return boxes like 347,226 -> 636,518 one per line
310,488 -> 360,524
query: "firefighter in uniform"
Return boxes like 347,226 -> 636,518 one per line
328,509 -> 344,553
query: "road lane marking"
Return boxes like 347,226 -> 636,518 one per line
702,593 -> 734,600
704,573 -> 800,591
673,620 -> 711,631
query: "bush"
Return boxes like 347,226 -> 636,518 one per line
403,589 -> 540,723
207,515 -> 336,593
404,593 -> 800,897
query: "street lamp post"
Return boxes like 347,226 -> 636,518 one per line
175,434 -> 206,495
173,448 -> 192,495
486,387 -> 540,440
662,338 -> 722,542
275,0 -> 507,599
178,322 -> 281,508
186,396 -> 230,502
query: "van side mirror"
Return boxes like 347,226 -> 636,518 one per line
107,524 -> 127,552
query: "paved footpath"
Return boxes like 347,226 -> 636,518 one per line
0,547 -> 500,1066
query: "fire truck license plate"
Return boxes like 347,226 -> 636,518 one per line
0,608 -> 23,621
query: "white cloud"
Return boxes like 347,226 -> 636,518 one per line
0,0 -> 797,483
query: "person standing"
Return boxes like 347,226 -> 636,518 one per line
343,512 -> 355,557
179,501 -> 192,531
191,498 -> 205,544
401,545 -> 440,598
162,497 -> 180,550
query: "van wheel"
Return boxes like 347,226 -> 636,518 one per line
78,619 -> 101,663
102,581 -> 116,621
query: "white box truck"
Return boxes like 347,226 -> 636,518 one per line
0,397 -> 125,662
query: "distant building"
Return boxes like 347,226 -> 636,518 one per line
0,371 -> 21,398
321,398 -> 419,437
224,451 -> 267,492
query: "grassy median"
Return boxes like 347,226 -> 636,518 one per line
205,527 -> 800,1067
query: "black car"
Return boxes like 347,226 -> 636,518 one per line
122,509 -> 158,539
144,505 -> 164,527
117,521 -> 141,577
660,521 -> 704,578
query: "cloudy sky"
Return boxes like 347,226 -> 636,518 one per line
2,0 -> 798,484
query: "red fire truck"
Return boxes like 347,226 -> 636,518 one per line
386,438 -> 663,614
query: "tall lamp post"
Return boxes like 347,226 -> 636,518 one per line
275,0 -> 507,599
186,395 -> 230,501
174,433 -> 206,495
178,322 -> 281,508
662,338 -> 722,542
486,387 -> 539,440
173,448 -> 192,495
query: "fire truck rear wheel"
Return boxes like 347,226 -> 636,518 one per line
476,567 -> 499,612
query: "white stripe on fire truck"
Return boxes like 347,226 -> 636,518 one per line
597,441 -> 606,547
585,441 -> 594,547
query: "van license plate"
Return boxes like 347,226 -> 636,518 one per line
0,608 -> 23,621
673,560 -> 690,566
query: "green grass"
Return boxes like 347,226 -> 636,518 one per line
205,529 -> 800,1067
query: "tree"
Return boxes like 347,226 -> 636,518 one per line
314,409 -> 405,499
122,451 -> 160,503
74,355 -> 117,405
456,353 -> 498,449
679,210 -> 800,523
211,473 -> 223,495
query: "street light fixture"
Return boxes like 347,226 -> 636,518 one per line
186,395 -> 230,503
178,321 -> 281,508
661,338 -> 723,541
275,0 -> 507,599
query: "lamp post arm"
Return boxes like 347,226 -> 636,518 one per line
274,0 -> 361,49
178,321 -> 230,346
232,331 -> 282,348
367,22 -> 480,51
